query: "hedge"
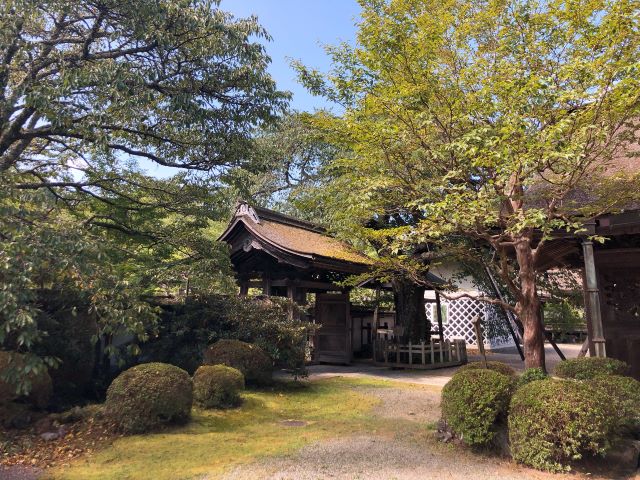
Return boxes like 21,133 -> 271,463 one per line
554,357 -> 629,380
105,362 -> 192,433
457,361 -> 516,377
193,364 -> 244,409
590,374 -> 640,432
203,339 -> 272,386
509,379 -> 614,472
516,367 -> 548,388
441,368 -> 515,446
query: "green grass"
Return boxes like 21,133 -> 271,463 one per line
46,377 -> 424,480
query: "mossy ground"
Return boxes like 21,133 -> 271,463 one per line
44,377 -> 426,480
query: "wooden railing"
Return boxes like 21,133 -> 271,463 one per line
373,338 -> 467,369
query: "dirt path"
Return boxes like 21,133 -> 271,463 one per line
296,344 -> 583,388
354,384 -> 441,424
0,466 -> 43,480
222,434 -> 580,480
221,379 -> 636,480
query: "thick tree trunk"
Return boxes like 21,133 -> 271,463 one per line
392,278 -> 430,343
514,240 -> 546,371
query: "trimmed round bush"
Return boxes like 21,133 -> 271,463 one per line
105,362 -> 193,434
193,365 -> 244,409
509,379 -> 614,472
0,352 -> 52,409
591,375 -> 640,431
516,367 -> 548,388
203,340 -> 272,386
441,369 -> 515,446
554,357 -> 628,380
457,361 -> 516,377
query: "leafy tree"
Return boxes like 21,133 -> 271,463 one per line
295,0 -> 640,368
1,0 -> 287,178
226,112 -> 342,217
0,0 -> 288,391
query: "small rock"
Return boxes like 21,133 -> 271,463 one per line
34,417 -> 53,434
280,420 -> 307,427
40,431 -> 59,441
605,439 -> 640,473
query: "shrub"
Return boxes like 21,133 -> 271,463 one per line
516,368 -> 548,388
554,357 -> 629,380
441,369 -> 515,446
509,379 -> 614,472
105,362 -> 192,434
34,291 -> 98,402
590,375 -> 640,432
0,352 -> 52,409
457,361 -> 516,377
193,365 -> 244,409
203,339 -> 273,386
142,295 -> 316,378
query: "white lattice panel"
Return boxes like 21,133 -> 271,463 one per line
428,297 -> 510,347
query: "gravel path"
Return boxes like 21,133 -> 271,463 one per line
354,385 -> 441,424
220,378 -> 636,480
0,466 -> 43,480
298,344 -> 583,388
221,434 -> 582,480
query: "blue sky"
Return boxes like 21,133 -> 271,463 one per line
223,0 -> 361,111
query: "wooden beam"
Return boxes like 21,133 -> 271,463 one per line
581,238 -> 606,357
435,291 -> 444,343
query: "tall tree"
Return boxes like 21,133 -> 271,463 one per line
0,0 -> 288,390
1,0 -> 287,180
295,0 -> 640,368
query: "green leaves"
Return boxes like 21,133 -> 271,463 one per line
293,0 -> 640,280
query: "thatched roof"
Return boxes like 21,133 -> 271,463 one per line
219,202 -> 372,271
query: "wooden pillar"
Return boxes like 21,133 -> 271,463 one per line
239,280 -> 249,296
286,285 -> 297,320
435,291 -> 444,343
582,238 -> 606,357
372,286 -> 381,360
262,276 -> 271,297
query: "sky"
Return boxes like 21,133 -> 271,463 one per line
222,0 -> 361,111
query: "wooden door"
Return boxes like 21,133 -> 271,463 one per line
314,293 -> 352,364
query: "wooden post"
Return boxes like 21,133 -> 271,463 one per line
430,338 -> 435,365
421,341 -> 426,365
582,238 -> 606,357
435,291 -> 445,343
474,316 -> 487,367
409,341 -> 413,365
372,285 -> 380,361
286,285 -> 295,320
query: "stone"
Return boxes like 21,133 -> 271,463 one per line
40,431 -> 59,441
605,439 -> 640,473
34,417 -> 53,434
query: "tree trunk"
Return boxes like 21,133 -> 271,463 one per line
392,278 -> 430,343
514,240 -> 546,371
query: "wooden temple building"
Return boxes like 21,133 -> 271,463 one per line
219,202 -> 467,368
531,209 -> 640,379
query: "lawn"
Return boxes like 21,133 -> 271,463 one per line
44,377 -> 427,480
